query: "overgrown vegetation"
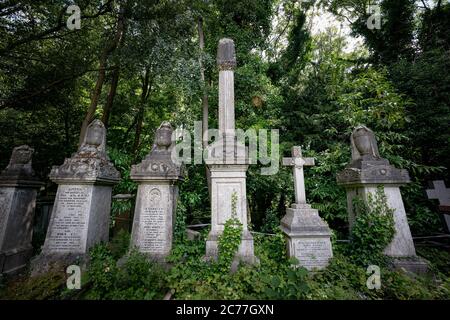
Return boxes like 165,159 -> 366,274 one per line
348,187 -> 396,266
0,0 -> 449,300
1,229 -> 449,300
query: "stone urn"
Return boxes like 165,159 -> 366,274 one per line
353,127 -> 372,156
155,122 -> 173,150
85,123 -> 103,147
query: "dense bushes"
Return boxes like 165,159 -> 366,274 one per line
348,187 -> 396,266
1,228 -> 449,300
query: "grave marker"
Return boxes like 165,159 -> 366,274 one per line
32,119 -> 120,275
0,145 -> 43,274
281,146 -> 333,270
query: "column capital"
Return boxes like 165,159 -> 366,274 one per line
217,38 -> 236,70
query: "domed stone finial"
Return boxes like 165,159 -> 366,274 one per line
217,38 -> 236,70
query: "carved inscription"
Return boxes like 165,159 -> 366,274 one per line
294,239 -> 332,268
139,207 -> 166,253
46,186 -> 90,252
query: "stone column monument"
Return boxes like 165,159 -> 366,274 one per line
0,146 -> 43,274
204,38 -> 256,264
337,125 -> 428,273
32,119 -> 120,274
281,146 -> 333,270
130,122 -> 184,261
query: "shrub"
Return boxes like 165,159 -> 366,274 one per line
349,186 -> 396,267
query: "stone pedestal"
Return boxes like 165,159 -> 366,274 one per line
281,204 -> 333,270
0,146 -> 43,274
337,126 -> 428,274
32,120 -> 120,275
204,162 -> 256,264
130,122 -> 184,261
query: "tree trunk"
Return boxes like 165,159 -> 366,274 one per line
79,6 -> 126,145
132,68 -> 152,156
102,65 -> 120,128
102,7 -> 128,128
197,17 -> 212,196
198,17 -> 209,148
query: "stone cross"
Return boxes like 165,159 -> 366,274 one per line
282,146 -> 315,204
426,180 -> 450,206
217,38 -> 236,135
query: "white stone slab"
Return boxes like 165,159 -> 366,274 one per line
131,183 -> 175,258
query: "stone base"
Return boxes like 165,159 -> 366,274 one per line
0,245 -> 33,275
389,256 -> 429,275
30,252 -> 88,277
204,229 -> 258,265
281,204 -> 333,271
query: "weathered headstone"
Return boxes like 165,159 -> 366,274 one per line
426,180 -> 450,233
0,145 -> 43,274
130,122 -> 184,261
32,119 -> 120,274
281,146 -> 333,270
204,38 -> 257,264
337,125 -> 428,273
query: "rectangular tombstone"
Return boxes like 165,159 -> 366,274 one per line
31,120 -> 119,275
42,185 -> 112,254
131,183 -> 178,259
129,122 -> 184,261
0,145 -> 43,274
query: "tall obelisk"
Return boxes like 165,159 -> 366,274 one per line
204,38 -> 256,264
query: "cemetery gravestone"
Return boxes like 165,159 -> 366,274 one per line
281,146 -> 333,270
0,145 -> 43,274
337,125 -> 428,273
204,38 -> 256,264
426,180 -> 450,233
32,119 -> 120,274
130,122 -> 184,261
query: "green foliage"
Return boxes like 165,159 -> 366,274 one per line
166,234 -> 310,300
349,187 -> 395,267
416,247 -> 450,276
108,229 -> 131,260
87,245 -> 119,299
0,272 -> 66,300
86,244 -> 167,300
217,191 -> 244,269
218,217 -> 243,269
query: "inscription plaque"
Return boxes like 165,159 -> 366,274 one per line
46,186 -> 91,252
294,238 -> 332,268
139,207 -> 166,253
